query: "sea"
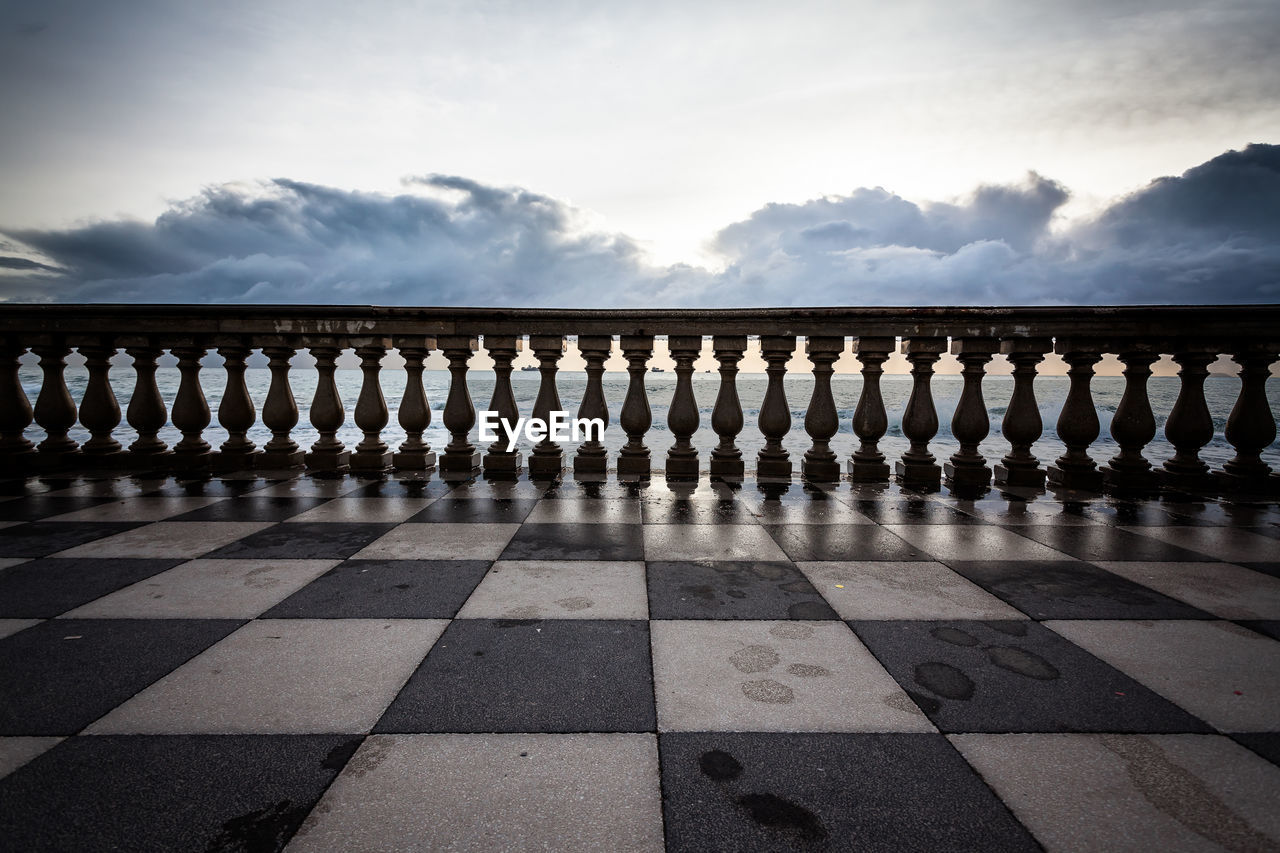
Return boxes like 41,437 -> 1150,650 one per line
17,368 -> 1280,471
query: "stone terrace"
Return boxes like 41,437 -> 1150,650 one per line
1,471 -> 1279,851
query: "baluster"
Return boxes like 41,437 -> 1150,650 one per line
393,336 -> 437,471
215,341 -> 260,471
305,340 -> 350,473
1101,346 -> 1161,492
171,342 -> 212,470
757,335 -> 795,480
1159,343 -> 1218,494
483,335 -> 523,477
848,337 -> 894,481
1047,340 -> 1104,491
438,335 -> 480,479
802,336 -> 844,483
574,335 -> 612,477
350,338 -> 393,473
710,335 -> 747,480
944,338 -> 998,489
666,335 -> 702,480
896,338 -> 945,488
617,335 -> 654,479
260,341 -> 304,469
32,341 -> 80,464
124,342 -> 169,460
1220,344 -> 1278,493
994,338 -> 1052,488
528,335 -> 566,479
0,340 -> 36,468
77,339 -> 123,461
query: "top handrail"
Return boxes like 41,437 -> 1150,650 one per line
1,303 -> 1279,339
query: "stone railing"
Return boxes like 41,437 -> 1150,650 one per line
1,304 -> 1277,495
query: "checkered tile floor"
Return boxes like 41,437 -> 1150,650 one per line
1,473 -> 1279,851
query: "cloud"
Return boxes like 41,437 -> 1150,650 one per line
2,144 -> 1277,307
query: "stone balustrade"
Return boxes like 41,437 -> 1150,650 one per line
0,304 -> 1276,495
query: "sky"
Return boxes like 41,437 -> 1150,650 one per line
1,0 -> 1278,307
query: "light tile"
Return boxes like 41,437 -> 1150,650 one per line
952,499 -> 1098,526
797,561 -> 1024,620
456,560 -> 648,619
284,498 -> 435,524
289,734 -> 663,853
247,479 -> 368,498
61,559 -> 340,619
86,619 -> 447,734
51,522 -> 274,559
42,497 -> 228,522
883,524 -> 1074,562
351,523 -> 520,561
1119,527 -> 1280,563
951,733 -> 1280,852
1095,561 -> 1280,619
650,620 -> 934,732
643,524 -> 789,562
523,499 -> 642,524
0,619 -> 42,640
0,736 -> 63,779
41,480 -> 167,498
1046,619 -> 1280,732
0,558 -> 30,570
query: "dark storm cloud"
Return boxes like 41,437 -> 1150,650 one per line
0,176 -> 702,307
1,145 -> 1276,306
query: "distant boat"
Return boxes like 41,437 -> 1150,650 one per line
650,366 -> 664,372
520,365 -> 538,371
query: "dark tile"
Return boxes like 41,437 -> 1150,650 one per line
945,561 -> 1214,620
374,619 -> 655,733
407,498 -> 538,524
850,498 -> 982,525
641,498 -> 758,525
203,522 -> 397,560
762,525 -> 925,561
146,478 -> 280,497
499,522 -> 644,560
1007,525 -> 1219,562
1231,733 -> 1280,767
0,480 -> 60,496
647,560 -> 838,620
262,560 -> 491,619
345,479 -> 454,499
0,496 -> 116,522
0,558 -> 185,618
0,523 -> 142,558
1235,620 -> 1280,642
0,733 -> 359,852
0,618 -> 242,735
659,732 -> 1038,852
1077,501 -> 1181,526
850,619 -> 1212,733
167,496 -> 329,521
